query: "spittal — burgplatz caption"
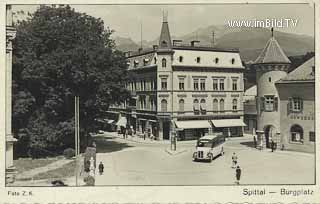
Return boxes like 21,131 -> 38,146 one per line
243,188 -> 314,196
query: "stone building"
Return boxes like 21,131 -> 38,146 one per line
6,5 -> 17,183
109,15 -> 246,140
275,57 -> 315,153
252,30 -> 291,148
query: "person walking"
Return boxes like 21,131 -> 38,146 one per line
235,166 -> 242,185
271,139 -> 275,152
98,161 -> 104,175
253,136 -> 257,149
231,152 -> 238,168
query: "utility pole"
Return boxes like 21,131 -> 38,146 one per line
75,96 -> 80,186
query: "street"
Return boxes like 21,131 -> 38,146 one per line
94,133 -> 315,185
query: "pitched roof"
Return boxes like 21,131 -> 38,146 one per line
158,21 -> 172,49
254,37 -> 291,64
277,57 -> 315,83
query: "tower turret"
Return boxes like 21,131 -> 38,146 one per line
253,28 -> 291,148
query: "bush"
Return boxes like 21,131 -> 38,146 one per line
63,148 -> 75,159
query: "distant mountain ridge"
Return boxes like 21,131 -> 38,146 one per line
113,25 -> 314,62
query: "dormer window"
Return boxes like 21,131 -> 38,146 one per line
134,60 -> 139,68
179,56 -> 183,63
196,57 -> 201,63
231,58 -> 235,64
161,40 -> 167,47
143,58 -> 149,66
215,58 -> 219,64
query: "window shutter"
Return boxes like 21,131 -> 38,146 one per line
288,97 -> 293,113
274,97 -> 278,111
260,97 -> 265,112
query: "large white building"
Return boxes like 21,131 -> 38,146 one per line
109,15 -> 246,140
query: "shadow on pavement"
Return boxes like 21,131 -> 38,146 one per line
239,141 -> 255,148
93,136 -> 134,153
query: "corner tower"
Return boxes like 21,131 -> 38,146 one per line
156,12 -> 174,140
253,28 -> 291,148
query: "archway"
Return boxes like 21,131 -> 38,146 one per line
264,125 -> 276,148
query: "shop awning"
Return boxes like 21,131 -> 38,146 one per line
175,120 -> 211,130
211,119 -> 246,128
116,117 -> 127,127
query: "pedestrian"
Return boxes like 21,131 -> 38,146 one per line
253,136 -> 257,149
235,166 -> 242,185
231,152 -> 238,168
98,161 -> 104,175
271,139 -> 274,152
122,129 -> 125,139
143,131 -> 146,140
259,140 -> 263,150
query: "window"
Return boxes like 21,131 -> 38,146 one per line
140,80 -> 144,91
215,58 -> 219,64
219,79 -> 224,90
179,78 -> 185,90
161,99 -> 167,112
161,40 -> 167,47
213,99 -> 218,111
200,79 -> 206,90
179,56 -> 183,63
143,59 -> 149,66
193,99 -> 200,114
179,99 -> 184,112
144,81 -> 147,90
162,58 -> 167,68
265,96 -> 274,111
232,78 -> 238,91
309,132 -> 315,142
269,77 -> 272,82
289,98 -> 303,112
161,78 -> 167,90
196,57 -> 201,63
151,80 -> 154,90
150,98 -> 153,111
193,79 -> 199,90
134,60 -> 139,68
200,99 -> 206,114
290,125 -> 303,143
219,99 -> 225,111
232,99 -> 237,111
154,57 -> 157,64
231,58 -> 235,64
213,79 -> 218,90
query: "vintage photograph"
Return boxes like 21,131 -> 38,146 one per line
5,3 -> 315,187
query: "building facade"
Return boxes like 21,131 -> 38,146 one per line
276,57 -> 315,153
252,32 -> 291,148
6,5 -> 17,183
109,16 -> 246,140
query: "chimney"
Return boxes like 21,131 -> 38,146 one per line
153,45 -> 158,50
191,40 -> 200,47
173,40 -> 182,46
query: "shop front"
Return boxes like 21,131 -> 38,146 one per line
211,119 -> 246,137
175,120 -> 211,140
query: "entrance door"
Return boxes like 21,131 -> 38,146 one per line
264,125 -> 276,148
163,121 -> 170,140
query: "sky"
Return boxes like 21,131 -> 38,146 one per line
12,4 -> 315,42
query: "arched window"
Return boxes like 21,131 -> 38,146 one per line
179,56 -> 183,63
215,57 -> 219,64
200,99 -> 206,114
196,57 -> 201,63
161,99 -> 167,112
290,124 -> 304,143
232,99 -> 237,111
154,57 -> 157,64
213,99 -> 218,111
162,58 -> 167,68
179,99 -> 184,112
231,58 -> 235,64
219,99 -> 225,111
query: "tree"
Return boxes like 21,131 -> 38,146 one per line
13,5 -> 130,157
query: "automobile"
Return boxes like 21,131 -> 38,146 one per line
193,133 -> 225,162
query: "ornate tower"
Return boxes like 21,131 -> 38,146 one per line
156,11 -> 174,140
6,5 -> 17,183
253,29 -> 291,148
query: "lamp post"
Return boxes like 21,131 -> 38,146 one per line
74,96 -> 80,186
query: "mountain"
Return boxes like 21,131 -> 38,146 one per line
113,25 -> 314,62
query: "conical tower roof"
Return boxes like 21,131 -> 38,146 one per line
158,12 -> 172,49
254,36 -> 291,64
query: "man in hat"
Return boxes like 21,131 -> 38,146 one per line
236,166 -> 242,185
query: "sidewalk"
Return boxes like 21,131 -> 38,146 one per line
16,158 -> 74,181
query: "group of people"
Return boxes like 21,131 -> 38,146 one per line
253,136 -> 277,152
231,152 -> 242,185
